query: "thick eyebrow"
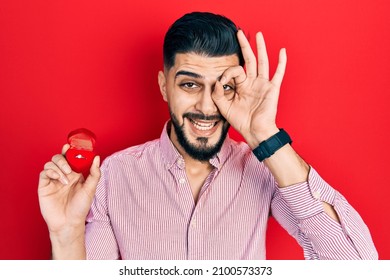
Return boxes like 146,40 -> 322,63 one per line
174,70 -> 224,82
175,70 -> 204,80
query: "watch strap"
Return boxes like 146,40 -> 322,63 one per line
252,129 -> 292,162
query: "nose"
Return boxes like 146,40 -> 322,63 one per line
194,86 -> 218,115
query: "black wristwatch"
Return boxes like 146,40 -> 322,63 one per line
252,129 -> 292,162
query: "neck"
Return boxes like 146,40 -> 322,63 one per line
183,151 -> 213,173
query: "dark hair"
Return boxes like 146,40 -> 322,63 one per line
163,12 -> 244,69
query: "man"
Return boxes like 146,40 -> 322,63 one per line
38,12 -> 378,259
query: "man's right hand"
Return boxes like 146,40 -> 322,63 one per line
38,144 -> 101,259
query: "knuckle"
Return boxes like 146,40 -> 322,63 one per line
44,161 -> 55,170
41,169 -> 59,180
39,170 -> 47,178
44,169 -> 55,178
52,154 -> 66,166
51,154 -> 62,162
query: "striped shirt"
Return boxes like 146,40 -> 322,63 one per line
85,123 -> 378,259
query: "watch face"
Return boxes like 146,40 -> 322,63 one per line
65,128 -> 96,175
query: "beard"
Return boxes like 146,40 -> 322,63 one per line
170,111 -> 230,162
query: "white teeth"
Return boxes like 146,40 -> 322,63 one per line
191,120 -> 215,131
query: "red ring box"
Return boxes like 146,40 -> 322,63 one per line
65,128 -> 96,176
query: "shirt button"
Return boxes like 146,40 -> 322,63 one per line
177,159 -> 185,168
179,178 -> 186,184
313,191 -> 321,200
191,220 -> 196,228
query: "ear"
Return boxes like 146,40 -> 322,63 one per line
158,71 -> 168,102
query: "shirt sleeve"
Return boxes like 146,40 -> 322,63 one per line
85,159 -> 120,260
270,167 -> 378,260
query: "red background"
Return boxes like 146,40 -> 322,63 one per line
1,0 -> 389,260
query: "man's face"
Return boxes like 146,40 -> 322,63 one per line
158,52 -> 239,161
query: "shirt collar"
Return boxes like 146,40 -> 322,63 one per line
159,121 -> 232,170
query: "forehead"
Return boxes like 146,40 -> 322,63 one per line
169,52 -> 240,80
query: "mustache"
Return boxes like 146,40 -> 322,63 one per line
183,112 -> 226,122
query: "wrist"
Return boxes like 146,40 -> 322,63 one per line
252,128 -> 292,162
49,225 -> 86,259
49,224 -> 85,243
245,125 -> 279,149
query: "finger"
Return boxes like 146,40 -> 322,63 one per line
237,30 -> 257,78
38,169 -> 59,189
211,81 -> 233,120
271,48 -> 287,87
256,32 -> 269,80
220,66 -> 246,86
52,153 -> 72,175
84,156 -> 101,195
211,80 -> 225,102
44,161 -> 69,185
41,165 -> 60,179
61,144 -> 70,155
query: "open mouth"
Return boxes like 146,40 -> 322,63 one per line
189,119 -> 219,131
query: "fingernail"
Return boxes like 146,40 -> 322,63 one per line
220,76 -> 226,84
63,165 -> 72,174
92,156 -> 100,169
96,156 -> 100,166
60,175 -> 69,185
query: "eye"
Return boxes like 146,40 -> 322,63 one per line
180,82 -> 199,89
222,84 -> 235,100
223,84 -> 235,91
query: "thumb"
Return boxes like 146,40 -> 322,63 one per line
212,81 -> 232,119
84,155 -> 101,194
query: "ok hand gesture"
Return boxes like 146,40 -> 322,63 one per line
212,30 -> 287,148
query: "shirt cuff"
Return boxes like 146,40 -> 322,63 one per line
277,167 -> 336,220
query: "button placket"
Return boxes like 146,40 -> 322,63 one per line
187,211 -> 201,259
190,218 -> 196,228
